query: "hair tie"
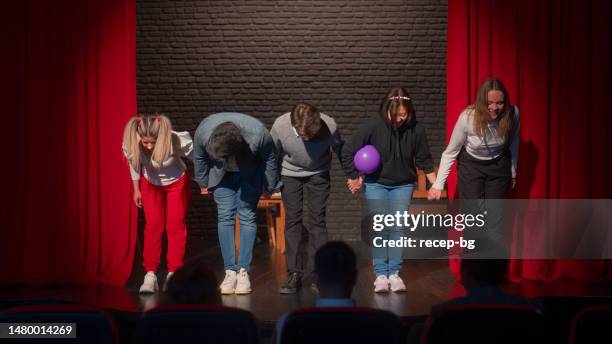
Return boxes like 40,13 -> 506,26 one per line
137,116 -> 143,123
389,95 -> 411,101
155,115 -> 161,121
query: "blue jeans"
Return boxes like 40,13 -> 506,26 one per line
212,172 -> 262,272
364,182 -> 414,276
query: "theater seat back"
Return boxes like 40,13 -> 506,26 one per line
281,307 -> 403,344
569,305 -> 612,344
421,304 -> 545,344
136,304 -> 259,344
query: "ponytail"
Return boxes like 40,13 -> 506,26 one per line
122,116 -> 144,170
121,114 -> 174,170
150,115 -> 173,168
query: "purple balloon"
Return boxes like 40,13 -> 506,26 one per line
354,145 -> 381,174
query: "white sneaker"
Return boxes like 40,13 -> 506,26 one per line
162,272 -> 174,292
139,271 -> 158,294
220,270 -> 237,295
235,268 -> 252,295
373,275 -> 390,293
389,274 -> 406,292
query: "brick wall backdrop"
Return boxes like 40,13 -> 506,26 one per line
136,0 -> 447,243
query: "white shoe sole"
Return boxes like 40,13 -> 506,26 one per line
235,288 -> 252,295
220,287 -> 235,295
139,282 -> 158,294
374,287 -> 390,293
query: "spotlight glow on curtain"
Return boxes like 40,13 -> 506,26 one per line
0,0 -> 137,286
447,0 -> 612,282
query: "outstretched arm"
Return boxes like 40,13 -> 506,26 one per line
342,120 -> 373,195
193,126 -> 211,193
431,112 -> 469,191
260,131 -> 280,193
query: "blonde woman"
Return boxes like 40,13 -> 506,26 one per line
122,115 -> 193,293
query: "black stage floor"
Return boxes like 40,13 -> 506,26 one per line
130,240 -> 461,321
2,238 -> 612,325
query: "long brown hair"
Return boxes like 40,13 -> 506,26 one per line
379,87 -> 415,125
122,114 -> 173,169
470,77 -> 516,144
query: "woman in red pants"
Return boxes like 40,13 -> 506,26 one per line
122,114 -> 193,293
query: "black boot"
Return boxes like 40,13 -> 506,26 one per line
279,272 -> 302,294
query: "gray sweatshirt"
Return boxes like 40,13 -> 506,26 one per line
270,112 -> 345,177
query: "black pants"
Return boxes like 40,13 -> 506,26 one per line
281,172 -> 330,275
458,148 -> 512,199
458,149 -> 512,257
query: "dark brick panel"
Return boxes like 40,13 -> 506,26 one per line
137,0 -> 447,242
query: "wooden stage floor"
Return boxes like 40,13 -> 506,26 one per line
2,239 -> 612,324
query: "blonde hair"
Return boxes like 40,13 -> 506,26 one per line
122,114 -> 173,170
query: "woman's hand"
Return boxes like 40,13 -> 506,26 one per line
200,187 -> 210,196
132,180 -> 143,208
133,189 -> 143,208
347,176 -> 364,195
261,188 -> 272,199
426,172 -> 441,200
428,187 -> 442,201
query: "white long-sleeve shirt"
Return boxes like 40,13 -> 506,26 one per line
433,107 -> 520,190
123,131 -> 193,186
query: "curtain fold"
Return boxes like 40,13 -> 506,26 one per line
0,0 -> 137,286
447,0 -> 612,282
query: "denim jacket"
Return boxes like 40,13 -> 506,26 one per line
193,112 -> 280,193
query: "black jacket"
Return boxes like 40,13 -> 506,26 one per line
342,115 -> 434,186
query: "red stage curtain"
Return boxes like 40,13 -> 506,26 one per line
447,0 -> 612,282
0,0 -> 137,286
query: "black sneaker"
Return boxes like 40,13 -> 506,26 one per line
279,272 -> 302,294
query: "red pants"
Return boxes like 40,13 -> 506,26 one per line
140,172 -> 190,272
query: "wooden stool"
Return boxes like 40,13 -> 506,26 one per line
235,194 -> 285,255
